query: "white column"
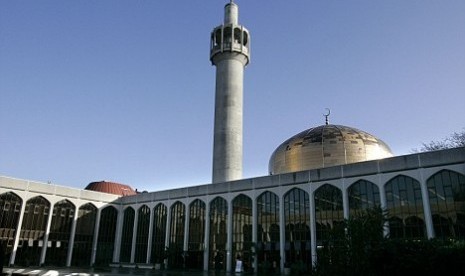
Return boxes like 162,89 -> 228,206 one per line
40,202 -> 54,265
90,208 -> 102,265
310,186 -> 317,266
9,201 -> 26,266
279,191 -> 285,274
226,199 -> 233,272
419,170 -> 434,238
66,206 -> 79,267
112,208 -> 124,263
251,194 -> 258,273
203,201 -> 211,271
183,204 -> 190,268
130,208 -> 139,263
183,204 -> 190,252
164,203 -> 172,268
146,207 -> 155,264
378,182 -> 390,237
342,181 -> 350,220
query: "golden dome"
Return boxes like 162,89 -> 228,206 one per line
269,124 -> 393,175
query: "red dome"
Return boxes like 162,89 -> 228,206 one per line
85,181 -> 137,196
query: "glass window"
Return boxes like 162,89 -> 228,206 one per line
0,192 -> 23,265
151,204 -> 167,264
188,199 -> 206,270
134,205 -> 151,263
232,194 -> 252,272
72,203 -> 97,266
348,180 -> 380,217
427,170 -> 465,240
119,207 -> 135,262
208,197 -> 228,270
46,200 -> 75,266
284,188 -> 310,271
315,184 -> 344,245
168,202 -> 185,268
15,196 -> 50,266
95,206 -> 118,266
385,175 -> 426,239
256,191 -> 280,269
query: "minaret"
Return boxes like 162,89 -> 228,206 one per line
211,0 -> 250,183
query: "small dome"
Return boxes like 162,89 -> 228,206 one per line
269,124 -> 393,175
84,181 -> 137,196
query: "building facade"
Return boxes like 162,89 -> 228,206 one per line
1,1 -> 464,273
1,147 -> 464,272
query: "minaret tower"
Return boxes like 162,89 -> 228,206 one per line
211,0 -> 250,183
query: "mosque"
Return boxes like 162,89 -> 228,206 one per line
1,1 -> 464,273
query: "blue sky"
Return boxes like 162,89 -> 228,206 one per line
1,0 -> 464,192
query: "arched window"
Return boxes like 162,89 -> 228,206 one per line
256,191 -> 280,267
134,205 -> 151,263
215,28 -> 222,47
234,27 -> 242,44
151,204 -> 167,264
95,206 -> 118,266
224,27 -> 232,47
46,199 -> 75,266
284,188 -> 310,270
72,203 -> 97,266
119,207 -> 135,262
314,184 -> 344,245
427,170 -> 465,240
0,192 -> 22,265
243,31 -> 249,46
348,180 -> 380,217
385,175 -> 425,239
232,194 -> 252,270
169,201 -> 185,268
188,199 -> 206,270
15,196 -> 50,266
208,197 -> 228,270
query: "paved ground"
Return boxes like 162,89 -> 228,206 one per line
2,267 -> 220,276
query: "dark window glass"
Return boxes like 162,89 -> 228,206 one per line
348,180 -> 381,216
209,197 -> 227,270
257,191 -> 280,268
385,175 -> 426,239
0,192 -> 22,266
46,200 -> 75,266
95,206 -> 118,266
188,199 -> 206,270
427,170 -> 465,240
72,203 -> 97,266
119,207 -> 135,262
232,194 -> 252,272
151,204 -> 167,264
15,196 -> 50,266
134,205 -> 151,263
284,188 -> 310,271
315,184 -> 344,245
168,202 -> 185,268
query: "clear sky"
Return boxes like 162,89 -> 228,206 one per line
1,0 -> 464,192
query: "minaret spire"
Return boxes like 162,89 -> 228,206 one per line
211,1 -> 250,183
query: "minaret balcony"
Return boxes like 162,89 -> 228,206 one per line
210,24 -> 250,62
210,42 -> 249,56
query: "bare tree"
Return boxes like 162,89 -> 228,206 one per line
413,128 -> 465,152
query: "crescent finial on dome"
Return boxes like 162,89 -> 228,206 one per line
324,108 -> 331,125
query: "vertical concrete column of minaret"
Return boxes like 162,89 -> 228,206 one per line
211,1 -> 250,183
